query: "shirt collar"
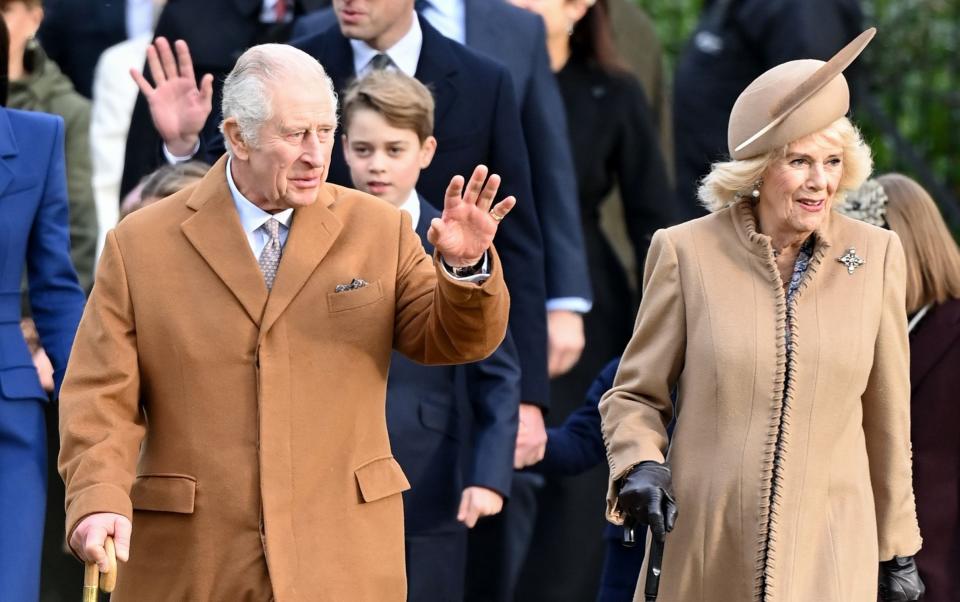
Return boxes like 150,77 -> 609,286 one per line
351,11 -> 423,77
419,0 -> 466,44
226,157 -> 294,234
397,188 -> 421,231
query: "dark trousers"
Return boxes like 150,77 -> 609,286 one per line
464,472 -> 544,601
406,530 -> 468,602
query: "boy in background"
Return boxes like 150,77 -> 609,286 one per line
341,70 -> 521,602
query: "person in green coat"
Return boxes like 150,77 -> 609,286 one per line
3,0 -> 97,293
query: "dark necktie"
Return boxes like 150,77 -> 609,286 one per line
414,0 -> 430,12
369,53 -> 392,71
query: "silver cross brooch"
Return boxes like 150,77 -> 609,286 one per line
837,247 -> 865,275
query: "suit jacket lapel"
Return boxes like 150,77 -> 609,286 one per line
910,299 -> 960,389
414,15 -> 459,124
415,195 -> 439,254
319,28 -> 356,91
259,185 -> 343,339
181,156 -> 268,326
0,109 -> 19,198
463,0 -> 493,49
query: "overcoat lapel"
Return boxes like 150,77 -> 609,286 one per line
463,0 -> 491,47
415,16 -> 459,125
181,157 -> 268,327
259,186 -> 342,339
0,109 -> 19,198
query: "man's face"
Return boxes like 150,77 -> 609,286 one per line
231,82 -> 337,212
342,108 -> 436,208
333,0 -> 413,49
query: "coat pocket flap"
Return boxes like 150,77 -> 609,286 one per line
130,474 -> 197,514
327,280 -> 384,313
0,366 -> 47,401
418,399 -> 457,439
354,456 -> 410,503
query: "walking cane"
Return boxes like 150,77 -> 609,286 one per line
643,536 -> 664,602
622,521 -> 665,602
82,536 -> 118,602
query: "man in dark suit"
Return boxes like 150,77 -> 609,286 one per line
119,0 -> 328,197
294,2 -> 593,395
133,0 -> 551,421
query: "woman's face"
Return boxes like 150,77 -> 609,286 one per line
507,0 -> 586,40
1,1 -> 43,55
757,131 -> 844,238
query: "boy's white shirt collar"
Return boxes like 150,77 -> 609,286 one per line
398,189 -> 421,232
351,11 -> 423,77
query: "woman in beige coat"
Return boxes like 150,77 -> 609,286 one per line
599,30 -> 924,602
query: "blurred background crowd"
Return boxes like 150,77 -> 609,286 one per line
1,0 -> 956,600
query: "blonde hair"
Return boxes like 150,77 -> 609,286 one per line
341,70 -> 435,142
698,116 -> 873,212
877,173 -> 960,312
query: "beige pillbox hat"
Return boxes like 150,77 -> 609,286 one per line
727,28 -> 876,160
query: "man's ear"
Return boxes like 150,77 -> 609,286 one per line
419,135 -> 437,169
222,118 -> 250,161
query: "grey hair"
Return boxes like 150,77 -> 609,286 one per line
219,44 -> 339,155
697,116 -> 873,212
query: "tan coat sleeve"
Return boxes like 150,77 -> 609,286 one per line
861,232 -> 923,559
599,228 -> 685,523
392,210 -> 510,366
58,229 -> 145,541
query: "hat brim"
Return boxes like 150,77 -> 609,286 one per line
733,28 -> 876,155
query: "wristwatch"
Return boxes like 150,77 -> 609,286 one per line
445,255 -> 485,278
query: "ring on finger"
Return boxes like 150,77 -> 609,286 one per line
490,211 -> 504,222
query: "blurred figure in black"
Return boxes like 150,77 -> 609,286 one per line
673,0 -> 863,219
502,1 -> 675,600
36,0 -> 127,99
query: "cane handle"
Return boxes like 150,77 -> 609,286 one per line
82,535 -> 118,600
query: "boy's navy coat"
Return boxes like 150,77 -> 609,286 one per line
387,198 -> 519,535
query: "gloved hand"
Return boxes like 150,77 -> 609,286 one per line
878,556 -> 925,601
616,461 -> 678,542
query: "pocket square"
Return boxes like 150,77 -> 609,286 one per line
335,278 -> 368,293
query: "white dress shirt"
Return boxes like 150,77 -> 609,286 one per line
125,0 -> 155,39
260,0 -> 293,23
225,158 -> 293,257
398,188 -> 422,231
418,0 -> 466,44
351,11 -> 423,77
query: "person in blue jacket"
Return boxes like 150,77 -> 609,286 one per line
0,15 -> 85,600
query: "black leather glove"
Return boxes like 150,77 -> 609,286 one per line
616,461 -> 678,542
878,556 -> 925,601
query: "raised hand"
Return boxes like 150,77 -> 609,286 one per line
427,165 -> 516,268
130,37 -> 214,156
